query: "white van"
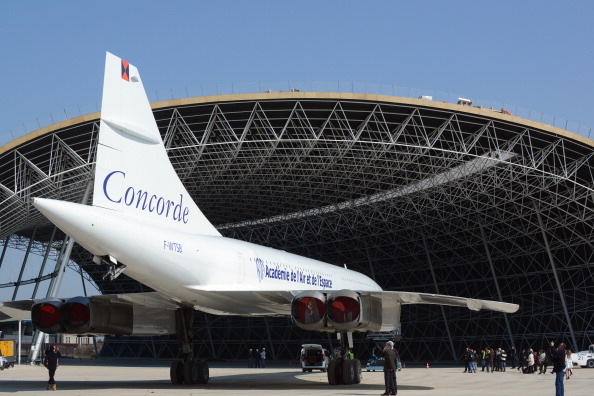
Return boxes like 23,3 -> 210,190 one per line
300,344 -> 330,372
573,345 -> 594,368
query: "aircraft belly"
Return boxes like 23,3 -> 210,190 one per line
184,289 -> 293,316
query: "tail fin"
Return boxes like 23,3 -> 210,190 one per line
92,52 -> 220,237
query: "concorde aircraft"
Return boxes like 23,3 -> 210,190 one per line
0,52 -> 519,386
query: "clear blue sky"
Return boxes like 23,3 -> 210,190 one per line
1,0 -> 594,145
0,0 -> 593,299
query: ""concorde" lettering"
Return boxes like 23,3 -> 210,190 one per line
102,170 -> 190,223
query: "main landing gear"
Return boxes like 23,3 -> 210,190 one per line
327,331 -> 362,385
169,308 -> 209,385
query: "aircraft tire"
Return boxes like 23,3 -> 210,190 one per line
353,359 -> 362,384
342,359 -> 355,385
327,359 -> 335,384
184,360 -> 201,385
328,358 -> 342,385
196,360 -> 210,384
170,360 -> 184,385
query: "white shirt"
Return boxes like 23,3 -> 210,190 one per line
565,355 -> 572,370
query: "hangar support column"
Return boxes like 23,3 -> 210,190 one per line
0,235 -> 10,270
263,317 -> 276,362
363,244 -> 377,282
478,223 -> 515,347
422,237 -> 456,360
32,227 -> 57,298
11,227 -> 37,300
534,206 -> 578,350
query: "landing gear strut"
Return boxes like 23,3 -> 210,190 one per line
327,331 -> 362,385
94,255 -> 127,281
169,308 -> 209,385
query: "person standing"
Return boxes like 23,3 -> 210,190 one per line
255,349 -> 261,368
509,346 -> 517,369
495,348 -> 501,371
462,348 -> 470,373
518,348 -> 527,372
527,349 -> 535,373
260,347 -> 266,368
551,342 -> 566,396
545,341 -> 556,374
487,347 -> 495,373
381,340 -> 398,395
43,345 -> 62,391
538,349 -> 546,374
469,349 -> 477,373
480,348 -> 488,372
565,350 -> 573,380
248,348 -> 255,368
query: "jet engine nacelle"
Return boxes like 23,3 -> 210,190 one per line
31,296 -> 176,336
30,299 -> 64,334
291,290 -> 400,333
326,290 -> 364,331
291,291 -> 327,331
32,297 -> 134,335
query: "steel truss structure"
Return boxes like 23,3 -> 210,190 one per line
1,93 -> 593,362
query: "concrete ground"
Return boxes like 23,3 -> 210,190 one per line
0,360 -> 592,395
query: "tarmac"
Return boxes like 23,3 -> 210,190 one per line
0,360 -> 592,395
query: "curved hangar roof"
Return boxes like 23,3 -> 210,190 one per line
2,92 -> 594,355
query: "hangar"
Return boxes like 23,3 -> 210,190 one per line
1,91 -> 593,362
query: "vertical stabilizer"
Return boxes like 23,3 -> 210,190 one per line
93,52 -> 220,237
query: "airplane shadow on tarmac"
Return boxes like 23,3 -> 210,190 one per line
2,370 -> 433,392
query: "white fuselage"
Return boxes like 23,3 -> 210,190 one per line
33,198 -> 382,315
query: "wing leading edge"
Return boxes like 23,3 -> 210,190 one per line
369,290 -> 519,313
0,289 -> 518,325
0,299 -> 33,322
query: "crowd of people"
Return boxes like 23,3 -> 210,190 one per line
462,347 -> 508,373
247,347 -> 267,368
462,342 -> 574,396
462,342 -> 575,376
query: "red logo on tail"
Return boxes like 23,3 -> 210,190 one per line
121,60 -> 130,81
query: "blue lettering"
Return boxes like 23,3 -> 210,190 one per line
136,190 -> 148,210
124,187 -> 135,206
165,200 -> 175,216
163,240 -> 183,253
103,170 -> 125,203
318,276 -> 333,289
149,195 -> 157,212
102,169 -> 191,224
264,265 -> 291,281
156,197 -> 165,215
173,194 -> 183,220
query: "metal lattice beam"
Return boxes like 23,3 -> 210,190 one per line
1,93 -> 593,362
